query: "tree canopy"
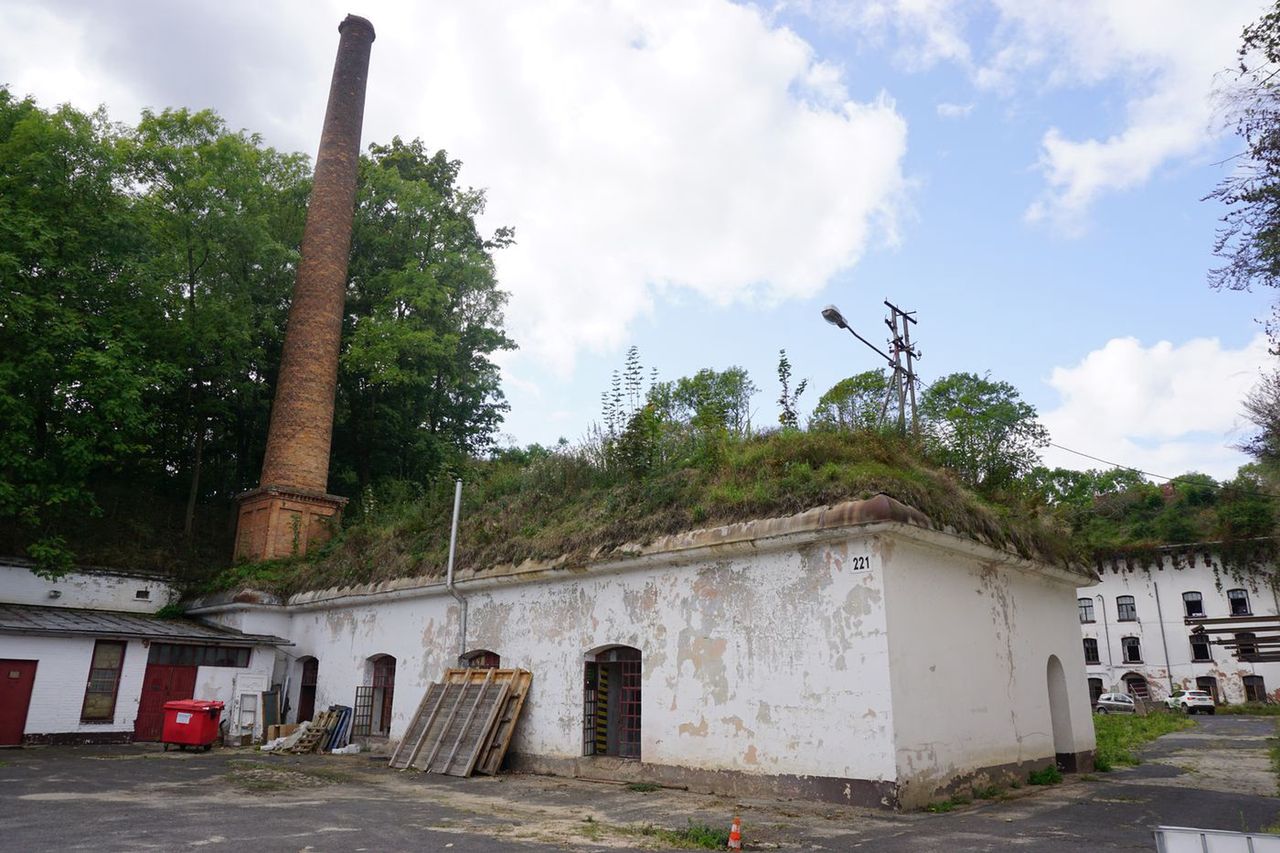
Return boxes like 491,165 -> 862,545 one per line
0,91 -> 513,575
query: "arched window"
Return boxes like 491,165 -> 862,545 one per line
462,649 -> 501,669
1182,591 -> 1204,618
1227,589 -> 1251,616
1121,636 -> 1142,664
583,645 -> 641,759
354,654 -> 396,737
1078,598 -> 1095,623
1244,674 -> 1267,702
1116,596 -> 1136,622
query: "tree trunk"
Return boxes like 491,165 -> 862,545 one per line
184,422 -> 204,539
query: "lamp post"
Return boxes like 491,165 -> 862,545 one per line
821,303 -> 919,436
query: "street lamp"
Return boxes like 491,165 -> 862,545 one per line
820,304 -> 893,364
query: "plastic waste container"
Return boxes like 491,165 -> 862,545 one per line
161,699 -> 224,751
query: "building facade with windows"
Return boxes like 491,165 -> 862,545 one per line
0,562 -> 285,746
1076,549 -> 1278,706
187,495 -> 1098,810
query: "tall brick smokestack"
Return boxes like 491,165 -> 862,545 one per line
234,14 -> 375,562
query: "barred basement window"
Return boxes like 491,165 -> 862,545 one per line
1083,638 -> 1100,665
81,640 -> 126,722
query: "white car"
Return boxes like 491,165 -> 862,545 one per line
1164,690 -> 1215,715
1094,692 -> 1136,714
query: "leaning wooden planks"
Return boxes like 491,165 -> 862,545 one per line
390,668 -> 532,777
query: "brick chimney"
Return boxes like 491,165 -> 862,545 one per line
234,14 -> 375,562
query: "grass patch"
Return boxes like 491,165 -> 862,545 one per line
1219,702 -> 1280,717
206,431 -> 1082,597
1269,721 -> 1280,797
972,784 -> 1002,800
1093,712 -> 1195,770
925,795 -> 972,813
620,821 -> 731,850
626,782 -> 661,793
1028,765 -> 1063,786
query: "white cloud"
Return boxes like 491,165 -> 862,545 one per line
936,101 -> 974,119
0,0 -> 909,373
784,0 -> 1267,231
1039,334 -> 1271,480
983,1 -> 1267,232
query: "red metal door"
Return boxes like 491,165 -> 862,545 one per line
134,664 -> 197,741
0,660 -> 38,746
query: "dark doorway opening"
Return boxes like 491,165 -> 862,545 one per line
1244,675 -> 1267,703
583,646 -> 641,759
297,657 -> 318,723
1195,676 -> 1220,705
1087,677 -> 1104,706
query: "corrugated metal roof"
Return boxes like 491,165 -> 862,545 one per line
0,603 -> 290,646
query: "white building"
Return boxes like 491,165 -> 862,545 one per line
180,495 -> 1097,809
0,562 -> 285,746
1076,548 -> 1278,706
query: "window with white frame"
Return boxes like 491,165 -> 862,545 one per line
1121,636 -> 1142,664
1117,595 -> 1137,622
1078,598 -> 1095,623
1227,589 -> 1251,616
1182,591 -> 1204,618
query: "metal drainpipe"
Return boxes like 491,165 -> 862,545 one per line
1152,579 -> 1175,694
445,479 -> 467,664
1097,594 -> 1114,686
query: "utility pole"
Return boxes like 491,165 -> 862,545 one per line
821,301 -> 921,437
884,300 -> 920,438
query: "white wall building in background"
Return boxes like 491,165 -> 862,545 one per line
0,562 -> 285,746
188,495 -> 1098,810
1076,550 -> 1279,706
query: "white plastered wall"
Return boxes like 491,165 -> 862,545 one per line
231,532 -> 899,785
0,564 -> 175,613
0,634 -> 147,736
882,535 -> 1096,806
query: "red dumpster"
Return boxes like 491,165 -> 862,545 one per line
161,699 -> 224,751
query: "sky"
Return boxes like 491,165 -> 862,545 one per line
2,0 -> 1276,481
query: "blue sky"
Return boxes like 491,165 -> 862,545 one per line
2,0 -> 1275,479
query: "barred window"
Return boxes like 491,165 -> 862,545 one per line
81,641 -> 126,722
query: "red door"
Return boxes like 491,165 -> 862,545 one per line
134,664 -> 197,741
0,660 -> 38,746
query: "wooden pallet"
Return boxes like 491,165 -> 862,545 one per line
466,670 -> 533,775
414,671 -> 511,776
388,683 -> 448,770
290,710 -> 335,754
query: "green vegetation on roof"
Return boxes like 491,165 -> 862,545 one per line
211,430 -> 1080,598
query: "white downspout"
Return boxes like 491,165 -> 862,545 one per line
445,478 -> 467,665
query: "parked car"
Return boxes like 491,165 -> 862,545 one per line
1164,689 -> 1216,715
1094,692 -> 1136,714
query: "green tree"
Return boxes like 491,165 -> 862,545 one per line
919,372 -> 1049,494
776,349 -> 807,430
334,138 -> 515,495
0,90 -> 166,572
1209,2 -> 1280,343
126,108 -> 310,534
810,370 -> 889,432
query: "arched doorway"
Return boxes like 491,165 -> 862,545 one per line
1046,655 -> 1077,771
1122,673 -> 1150,701
583,646 -> 641,759
296,656 -> 319,723
355,654 -> 396,737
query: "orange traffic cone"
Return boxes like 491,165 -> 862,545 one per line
727,816 -> 742,850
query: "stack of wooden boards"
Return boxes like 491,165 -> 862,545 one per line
290,705 -> 354,753
388,668 -> 531,777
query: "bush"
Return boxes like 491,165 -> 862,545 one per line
1028,765 -> 1062,786
1219,702 -> 1280,716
